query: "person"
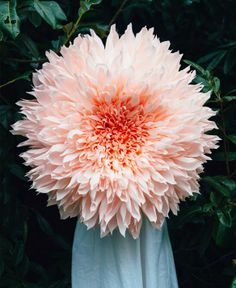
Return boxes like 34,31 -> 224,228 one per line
72,218 -> 179,288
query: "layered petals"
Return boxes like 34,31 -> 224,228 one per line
12,24 -> 219,238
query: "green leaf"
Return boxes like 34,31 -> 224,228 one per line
207,50 -> 227,71
203,176 -> 230,197
16,34 -> 40,59
93,23 -> 109,38
51,35 -> 66,51
78,22 -> 108,38
224,49 -> 236,74
231,277 -> 236,288
227,88 -> 236,94
192,75 -> 214,93
189,192 -> 199,201
184,59 -> 206,75
217,209 -> 232,228
213,221 -> 228,246
212,77 -> 220,93
0,0 -> 20,39
28,11 -> 42,28
219,41 -> 236,49
78,0 -> 102,17
202,202 -> 214,213
220,178 -> 236,192
228,135 -> 236,144
198,50 -> 225,64
193,75 -> 209,88
223,96 -> 236,102
210,191 -> 223,207
33,0 -> 67,29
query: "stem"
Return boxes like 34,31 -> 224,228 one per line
108,0 -> 129,27
64,0 -> 130,45
64,13 -> 84,46
0,72 -> 31,89
0,78 -> 22,89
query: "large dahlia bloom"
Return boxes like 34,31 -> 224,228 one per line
12,25 -> 219,238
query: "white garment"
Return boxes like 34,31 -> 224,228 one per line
72,219 -> 179,288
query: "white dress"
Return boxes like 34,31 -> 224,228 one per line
72,218 -> 179,288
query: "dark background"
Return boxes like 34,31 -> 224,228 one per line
0,0 -> 236,287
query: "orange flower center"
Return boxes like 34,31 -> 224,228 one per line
88,98 -> 150,170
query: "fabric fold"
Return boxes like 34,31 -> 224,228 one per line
72,219 -> 178,288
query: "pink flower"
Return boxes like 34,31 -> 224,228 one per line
12,24 -> 219,238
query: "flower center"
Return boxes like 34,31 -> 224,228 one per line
89,98 -> 150,170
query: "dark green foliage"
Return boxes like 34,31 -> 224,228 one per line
0,0 -> 236,287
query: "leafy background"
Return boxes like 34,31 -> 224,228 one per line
0,0 -> 236,287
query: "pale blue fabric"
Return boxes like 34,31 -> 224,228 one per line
72,219 -> 179,288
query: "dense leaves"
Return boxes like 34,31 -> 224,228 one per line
0,0 -> 236,287
0,0 -> 20,39
32,0 -> 67,29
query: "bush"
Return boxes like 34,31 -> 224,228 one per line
0,1 -> 235,287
